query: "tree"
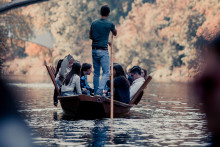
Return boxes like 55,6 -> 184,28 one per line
0,0 -> 39,75
114,0 -> 219,81
0,26 -> 8,77
22,0 -> 138,64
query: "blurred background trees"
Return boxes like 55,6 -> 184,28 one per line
0,0 -> 34,76
1,0 -> 219,81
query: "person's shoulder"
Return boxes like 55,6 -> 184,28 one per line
140,77 -> 145,81
106,19 -> 115,25
121,76 -> 129,85
115,76 -> 126,82
73,74 -> 80,78
137,77 -> 145,83
92,19 -> 101,24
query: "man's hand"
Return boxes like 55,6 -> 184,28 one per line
112,29 -> 117,36
89,28 -> 92,40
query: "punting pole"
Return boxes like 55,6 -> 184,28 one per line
110,34 -> 114,119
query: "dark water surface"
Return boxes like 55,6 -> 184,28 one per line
6,76 -> 211,146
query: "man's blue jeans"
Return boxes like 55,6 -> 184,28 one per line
92,50 -> 110,95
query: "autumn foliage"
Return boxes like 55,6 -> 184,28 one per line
2,0 -> 220,82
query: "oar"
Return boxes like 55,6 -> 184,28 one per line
110,34 -> 114,119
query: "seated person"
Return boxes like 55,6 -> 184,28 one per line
80,63 -> 94,95
107,64 -> 130,103
55,54 -> 75,88
141,68 -> 148,80
55,59 -> 64,77
104,63 -> 119,95
130,66 -> 145,98
127,67 -> 133,85
61,62 -> 82,96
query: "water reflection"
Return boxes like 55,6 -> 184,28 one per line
89,120 -> 109,146
6,76 -> 211,146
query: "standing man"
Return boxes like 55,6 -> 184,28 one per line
89,5 -> 117,95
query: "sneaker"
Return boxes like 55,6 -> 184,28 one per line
54,102 -> 58,107
95,89 -> 103,96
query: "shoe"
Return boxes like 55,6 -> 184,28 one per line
95,89 -> 103,96
54,102 -> 57,107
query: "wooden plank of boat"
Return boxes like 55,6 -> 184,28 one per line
50,66 -> 56,76
102,98 -> 133,117
44,63 -> 60,96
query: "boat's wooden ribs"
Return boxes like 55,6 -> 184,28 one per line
45,64 -> 61,96
50,66 -> 56,76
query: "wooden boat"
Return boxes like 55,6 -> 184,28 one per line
45,63 -> 152,118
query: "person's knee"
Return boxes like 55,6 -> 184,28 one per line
103,70 -> 110,76
94,72 -> 100,77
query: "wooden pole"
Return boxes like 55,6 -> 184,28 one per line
110,34 -> 114,119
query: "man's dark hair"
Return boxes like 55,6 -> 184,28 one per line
100,5 -> 110,16
81,63 -> 92,76
130,66 -> 142,75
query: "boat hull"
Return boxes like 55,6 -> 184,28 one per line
58,95 -> 133,118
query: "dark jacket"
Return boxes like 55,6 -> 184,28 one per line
107,76 -> 130,103
128,75 -> 133,85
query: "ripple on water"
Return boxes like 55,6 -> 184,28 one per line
9,80 -> 209,146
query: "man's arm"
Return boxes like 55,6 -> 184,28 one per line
112,29 -> 117,36
89,28 -> 92,40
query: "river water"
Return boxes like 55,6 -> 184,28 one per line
6,76 -> 211,146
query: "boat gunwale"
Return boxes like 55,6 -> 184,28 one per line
58,94 -> 133,107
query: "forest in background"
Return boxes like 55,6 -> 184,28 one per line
0,0 -> 219,82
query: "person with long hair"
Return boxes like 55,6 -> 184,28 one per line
55,59 -> 63,76
107,64 -> 130,103
141,68 -> 148,80
61,62 -> 82,96
55,54 -> 74,88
